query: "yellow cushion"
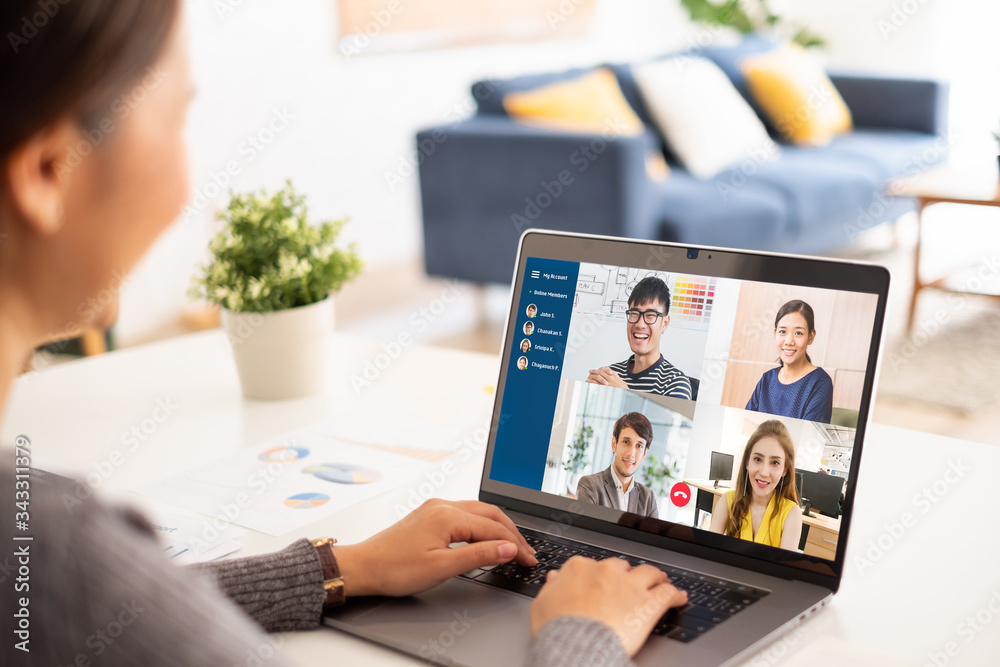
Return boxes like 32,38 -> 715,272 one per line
645,152 -> 671,182
740,44 -> 852,146
502,68 -> 645,136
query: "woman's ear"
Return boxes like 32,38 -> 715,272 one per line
4,119 -> 78,237
808,330 -> 816,345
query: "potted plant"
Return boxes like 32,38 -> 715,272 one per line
190,181 -> 363,400
562,424 -> 593,496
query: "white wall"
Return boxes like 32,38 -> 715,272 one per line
116,0 -> 693,345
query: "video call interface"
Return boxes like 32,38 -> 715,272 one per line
490,257 -> 880,562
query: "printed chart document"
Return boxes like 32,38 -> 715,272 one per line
147,510 -> 245,564
139,416 -> 465,536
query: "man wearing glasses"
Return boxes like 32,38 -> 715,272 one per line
586,276 -> 693,399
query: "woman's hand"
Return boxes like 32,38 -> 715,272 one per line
530,556 -> 687,657
333,499 -> 536,598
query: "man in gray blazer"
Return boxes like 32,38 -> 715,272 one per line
576,412 -> 659,518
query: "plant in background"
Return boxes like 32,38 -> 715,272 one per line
642,453 -> 682,497
189,181 -> 363,313
680,0 -> 825,48
563,424 -> 593,474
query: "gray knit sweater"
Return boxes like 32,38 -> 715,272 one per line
1,457 -> 632,666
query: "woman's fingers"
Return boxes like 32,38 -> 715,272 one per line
445,500 -> 536,565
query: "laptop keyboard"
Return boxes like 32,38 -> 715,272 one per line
460,527 -> 768,643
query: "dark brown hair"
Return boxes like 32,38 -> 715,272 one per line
725,420 -> 799,542
612,412 -> 653,450
774,299 -> 815,366
0,0 -> 180,159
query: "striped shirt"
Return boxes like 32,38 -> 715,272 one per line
609,354 -> 693,399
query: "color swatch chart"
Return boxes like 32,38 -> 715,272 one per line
671,276 -> 716,328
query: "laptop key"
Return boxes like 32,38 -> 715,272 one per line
475,572 -> 542,598
491,564 -> 516,577
733,584 -> 769,598
715,600 -> 737,614
534,551 -> 558,564
688,593 -> 714,608
667,627 -> 701,643
721,590 -> 760,606
698,596 -> 724,610
673,578 -> 704,592
685,605 -> 726,624
460,568 -> 488,579
674,615 -> 715,634
652,621 -> 677,636
580,546 -> 612,558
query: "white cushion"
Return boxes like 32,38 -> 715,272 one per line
633,56 -> 777,179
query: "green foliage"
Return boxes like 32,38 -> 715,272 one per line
641,453 -> 682,497
680,0 -> 754,33
790,27 -> 826,49
563,425 -> 593,474
680,0 -> 826,48
189,182 -> 363,313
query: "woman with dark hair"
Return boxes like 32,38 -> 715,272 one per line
0,2 -> 684,665
708,420 -> 803,550
745,300 -> 833,423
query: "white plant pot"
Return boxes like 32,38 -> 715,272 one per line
221,298 -> 334,400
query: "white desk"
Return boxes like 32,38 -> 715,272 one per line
4,330 -> 999,666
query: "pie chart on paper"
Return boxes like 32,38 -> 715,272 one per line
284,492 -> 330,509
302,463 -> 383,484
259,445 -> 310,462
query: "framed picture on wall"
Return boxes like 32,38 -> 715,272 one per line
337,0 -> 596,56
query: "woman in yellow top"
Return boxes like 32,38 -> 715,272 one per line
708,420 -> 803,550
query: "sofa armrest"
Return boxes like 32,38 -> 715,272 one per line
418,116 -> 661,284
829,72 -> 949,137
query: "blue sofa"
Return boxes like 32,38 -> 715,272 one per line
418,38 -> 949,284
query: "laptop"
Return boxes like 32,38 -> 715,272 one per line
325,230 -> 889,666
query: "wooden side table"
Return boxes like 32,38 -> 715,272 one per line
888,168 -> 1000,332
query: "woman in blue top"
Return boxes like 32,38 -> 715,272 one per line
746,300 -> 833,422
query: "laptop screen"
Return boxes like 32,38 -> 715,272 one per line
482,232 -> 889,584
